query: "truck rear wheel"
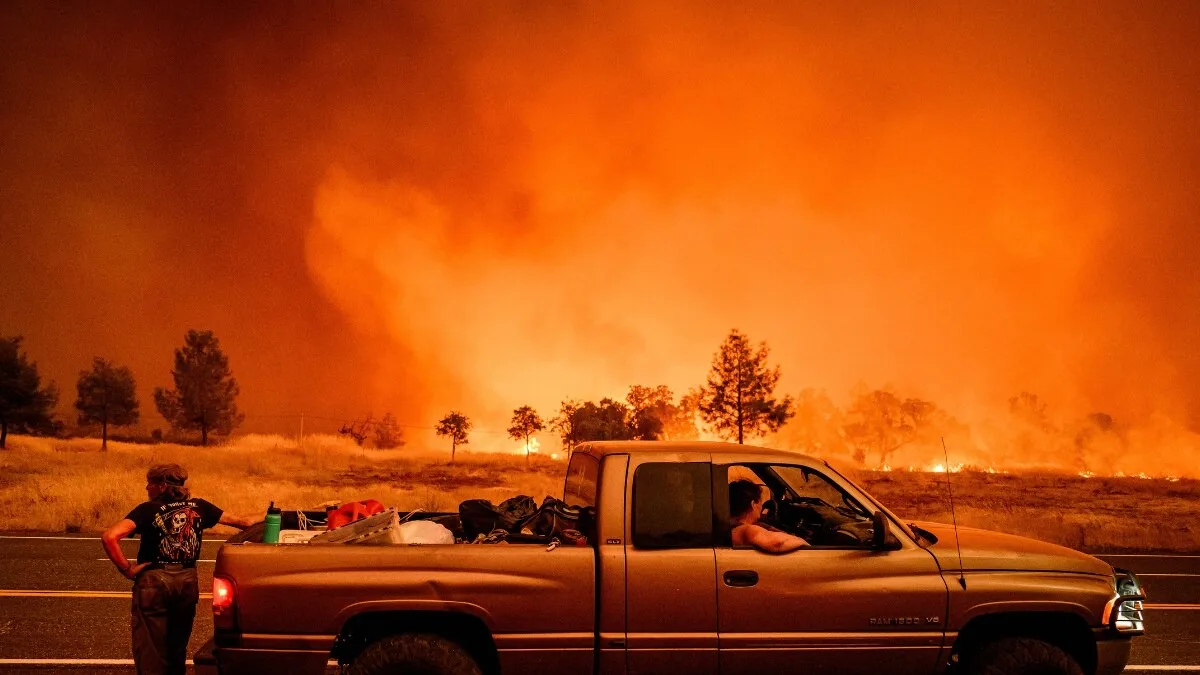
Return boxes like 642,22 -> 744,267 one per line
965,637 -> 1084,675
348,633 -> 482,675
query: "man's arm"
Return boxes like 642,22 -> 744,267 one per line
101,519 -> 148,580
218,513 -> 258,529
745,524 -> 810,553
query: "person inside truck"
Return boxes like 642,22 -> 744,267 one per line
729,478 -> 811,552
101,463 -> 256,675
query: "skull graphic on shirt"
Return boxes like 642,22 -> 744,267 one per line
154,505 -> 200,561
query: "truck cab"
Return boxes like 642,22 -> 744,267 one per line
197,441 -> 1143,675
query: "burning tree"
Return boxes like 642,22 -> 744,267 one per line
507,405 -> 545,464
435,410 -> 471,462
153,330 -> 243,446
74,357 -> 139,451
0,336 -> 59,449
695,329 -> 794,444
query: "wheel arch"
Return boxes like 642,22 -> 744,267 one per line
332,610 -> 500,675
951,611 -> 1096,674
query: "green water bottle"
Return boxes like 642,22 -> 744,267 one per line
263,502 -> 282,544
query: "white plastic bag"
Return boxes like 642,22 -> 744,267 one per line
396,519 -> 455,545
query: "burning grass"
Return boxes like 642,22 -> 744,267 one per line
1,434 -> 1196,553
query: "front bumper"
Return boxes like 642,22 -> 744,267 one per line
1094,634 -> 1134,675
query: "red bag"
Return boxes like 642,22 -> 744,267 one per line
326,499 -> 385,530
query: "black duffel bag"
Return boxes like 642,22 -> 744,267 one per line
497,495 -> 538,530
524,496 -> 586,538
458,499 -> 501,541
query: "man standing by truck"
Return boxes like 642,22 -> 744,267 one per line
101,464 -> 256,675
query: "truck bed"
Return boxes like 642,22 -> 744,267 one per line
214,537 -> 596,674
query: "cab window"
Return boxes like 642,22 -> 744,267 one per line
631,462 -> 713,549
563,453 -> 599,509
720,463 -> 875,549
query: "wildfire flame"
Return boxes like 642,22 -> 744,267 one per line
930,463 -> 965,473
514,437 -> 541,456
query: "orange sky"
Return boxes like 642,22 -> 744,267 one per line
2,3 -> 1198,460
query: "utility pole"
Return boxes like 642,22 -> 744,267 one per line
298,412 -> 305,448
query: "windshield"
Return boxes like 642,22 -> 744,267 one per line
820,460 -> 919,543
773,465 -> 870,519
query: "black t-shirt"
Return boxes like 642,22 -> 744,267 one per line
125,498 -> 223,565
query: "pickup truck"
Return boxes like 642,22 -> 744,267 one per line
196,440 -> 1145,675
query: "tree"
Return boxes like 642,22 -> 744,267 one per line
1073,412 -> 1123,473
374,413 -> 404,449
74,357 -> 139,450
669,389 -> 703,441
551,397 -> 639,454
550,399 -> 583,456
507,405 -> 545,465
783,388 -> 847,456
1009,391 -> 1051,429
153,330 -> 244,446
339,413 -> 375,446
695,329 -> 794,443
1007,391 -> 1056,459
0,336 -> 59,449
435,411 -> 471,462
842,388 -> 937,466
573,398 -> 634,442
626,385 -> 696,440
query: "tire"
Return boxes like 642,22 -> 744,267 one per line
964,637 -> 1084,675
348,633 -> 482,675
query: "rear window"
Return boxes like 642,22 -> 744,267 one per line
631,462 -> 713,549
564,453 -> 599,509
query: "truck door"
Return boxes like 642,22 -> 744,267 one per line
714,462 -> 948,675
623,457 -> 719,675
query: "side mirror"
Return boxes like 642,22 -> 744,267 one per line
871,511 -> 902,551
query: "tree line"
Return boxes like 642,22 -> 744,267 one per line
432,329 -> 797,461
0,330 -> 242,449
432,329 -> 1127,469
4,327 -> 1123,468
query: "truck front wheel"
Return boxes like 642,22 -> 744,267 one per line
348,633 -> 482,675
965,637 -> 1084,675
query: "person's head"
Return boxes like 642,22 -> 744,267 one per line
729,479 -> 764,524
146,463 -> 189,501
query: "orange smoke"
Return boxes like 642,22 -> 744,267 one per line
1,4 -> 1198,470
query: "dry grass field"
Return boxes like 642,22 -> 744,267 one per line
850,468 -> 1200,553
1,434 -> 1196,553
0,434 -> 563,535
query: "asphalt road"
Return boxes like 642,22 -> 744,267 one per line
0,535 -> 1196,673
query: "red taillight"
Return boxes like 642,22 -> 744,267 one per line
213,577 -> 235,612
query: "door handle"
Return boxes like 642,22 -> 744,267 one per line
723,570 -> 759,587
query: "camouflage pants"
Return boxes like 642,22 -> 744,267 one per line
131,566 -> 199,675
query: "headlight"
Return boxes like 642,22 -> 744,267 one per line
1103,568 -> 1145,635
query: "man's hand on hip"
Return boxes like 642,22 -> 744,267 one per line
124,562 -> 150,580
